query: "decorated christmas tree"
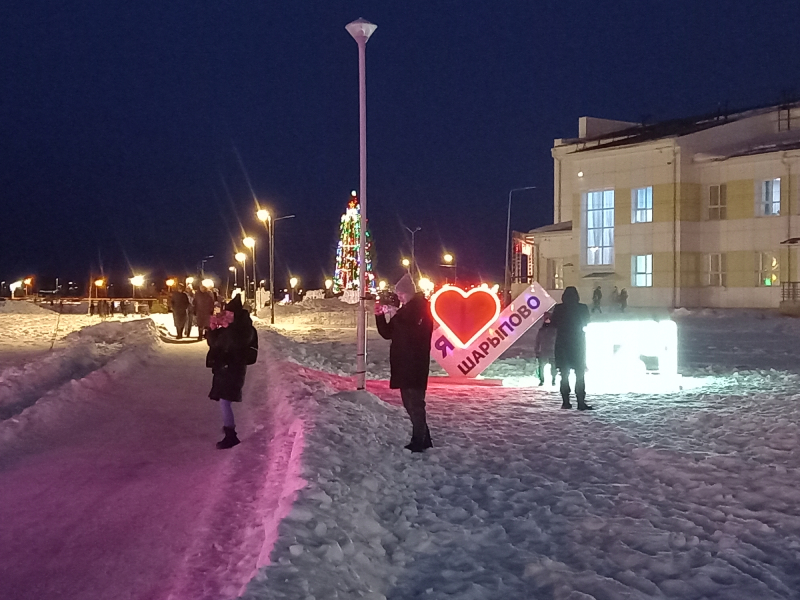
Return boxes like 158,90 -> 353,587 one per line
332,191 -> 376,293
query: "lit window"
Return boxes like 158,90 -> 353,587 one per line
705,253 -> 727,287
547,258 -> 564,290
757,252 -> 779,286
759,179 -> 781,216
631,254 -> 652,287
631,187 -> 653,223
585,190 -> 615,266
708,184 -> 727,220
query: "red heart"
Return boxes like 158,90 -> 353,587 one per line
431,286 -> 501,348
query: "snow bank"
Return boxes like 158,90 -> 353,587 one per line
0,299 -> 54,314
0,319 -> 160,448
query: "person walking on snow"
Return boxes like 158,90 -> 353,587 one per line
193,285 -> 215,340
551,286 -> 593,410
534,313 -> 557,386
375,273 -> 435,453
619,288 -> 628,313
206,294 -> 258,449
610,286 -> 619,311
591,285 -> 602,313
169,283 -> 190,339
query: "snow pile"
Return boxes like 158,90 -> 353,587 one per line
0,299 -> 54,314
0,319 -> 160,447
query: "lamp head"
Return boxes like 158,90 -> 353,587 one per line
243,237 -> 255,249
345,18 -> 377,44
257,209 -> 269,222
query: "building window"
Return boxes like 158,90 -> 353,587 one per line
631,187 -> 653,223
705,253 -> 727,287
547,258 -> 564,290
757,252 -> 779,286
708,184 -> 727,220
631,254 -> 652,287
585,189 -> 614,265
759,179 -> 781,216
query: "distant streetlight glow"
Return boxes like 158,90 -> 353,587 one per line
23,277 -> 32,286
418,277 -> 434,296
166,278 -> 175,288
243,237 -> 255,249
185,277 -> 194,285
289,277 -> 298,288
378,280 -> 387,291
235,253 -> 246,263
401,258 -> 410,268
201,278 -> 214,289
325,278 -> 333,290
94,279 -> 105,287
257,209 -> 269,222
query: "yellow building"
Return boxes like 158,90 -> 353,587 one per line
529,103 -> 800,309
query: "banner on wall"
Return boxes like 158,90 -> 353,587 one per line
429,283 -> 556,379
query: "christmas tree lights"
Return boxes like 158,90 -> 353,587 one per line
332,191 -> 376,293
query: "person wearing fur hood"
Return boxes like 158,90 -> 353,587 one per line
375,273 -> 435,452
206,293 -> 258,449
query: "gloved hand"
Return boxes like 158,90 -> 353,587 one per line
374,302 -> 386,316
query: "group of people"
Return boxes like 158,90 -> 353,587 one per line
170,283 -> 218,340
202,275 -> 594,455
591,285 -> 628,313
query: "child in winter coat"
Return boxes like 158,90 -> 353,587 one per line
206,294 -> 258,449
534,313 -> 557,386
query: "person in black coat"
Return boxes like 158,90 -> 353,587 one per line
206,294 -> 258,449
375,273 -> 435,452
551,286 -> 593,410
170,284 -> 190,339
193,286 -> 215,340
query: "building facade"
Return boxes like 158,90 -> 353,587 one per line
529,104 -> 800,309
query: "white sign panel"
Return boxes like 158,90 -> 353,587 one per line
431,283 -> 556,378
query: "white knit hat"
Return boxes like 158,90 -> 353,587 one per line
394,273 -> 416,296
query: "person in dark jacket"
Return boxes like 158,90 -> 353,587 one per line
551,286 -> 593,410
534,313 -> 557,386
375,273 -> 435,452
619,288 -> 628,312
591,286 -> 602,313
206,294 -> 258,449
194,286 -> 215,340
170,284 -> 191,339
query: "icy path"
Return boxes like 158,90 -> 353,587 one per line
0,341 -> 273,600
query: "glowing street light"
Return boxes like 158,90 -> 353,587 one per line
95,279 -> 105,287
418,277 -> 434,296
289,276 -> 299,303
201,278 -> 214,289
23,277 -> 32,296
243,236 -> 256,304
166,278 -> 175,289
401,258 -> 411,270
442,252 -> 457,286
235,252 -> 247,302
325,278 -> 333,290
130,275 -> 144,298
257,207 -> 296,324
378,280 -> 387,291
185,276 -> 194,286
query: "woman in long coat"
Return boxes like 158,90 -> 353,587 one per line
206,294 -> 258,449
375,274 -> 435,452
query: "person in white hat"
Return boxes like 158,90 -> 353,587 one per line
375,273 -> 434,452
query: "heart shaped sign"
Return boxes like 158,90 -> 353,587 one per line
430,285 -> 501,348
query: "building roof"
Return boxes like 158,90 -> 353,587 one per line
558,101 -> 800,153
528,221 -> 572,234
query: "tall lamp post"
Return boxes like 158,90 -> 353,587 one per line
243,237 -> 256,306
235,252 -> 247,301
346,17 -> 377,391
504,186 -> 537,306
405,226 -> 421,279
257,208 -> 296,325
289,276 -> 299,303
442,252 -> 457,286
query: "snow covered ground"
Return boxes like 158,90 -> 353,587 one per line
240,307 -> 800,600
2,299 -> 800,599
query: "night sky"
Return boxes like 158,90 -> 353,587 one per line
2,0 -> 800,292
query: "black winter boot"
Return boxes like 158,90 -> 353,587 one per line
576,396 -> 594,411
216,426 -> 240,449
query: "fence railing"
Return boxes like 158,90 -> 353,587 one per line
781,282 -> 800,301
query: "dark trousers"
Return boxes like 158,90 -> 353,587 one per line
400,388 -> 431,445
559,367 -> 586,403
536,357 -> 557,385
184,312 -> 194,337
173,310 -> 188,339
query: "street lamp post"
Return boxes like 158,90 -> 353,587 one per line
130,275 -> 144,298
289,276 -> 298,303
504,186 -> 537,305
346,17 -> 377,391
243,237 -> 256,308
235,252 -> 247,302
442,252 -> 457,286
200,255 -> 214,277
257,208 -> 296,325
405,226 -> 421,279
401,257 -> 411,273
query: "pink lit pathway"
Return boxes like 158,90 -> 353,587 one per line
0,342 -> 274,600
